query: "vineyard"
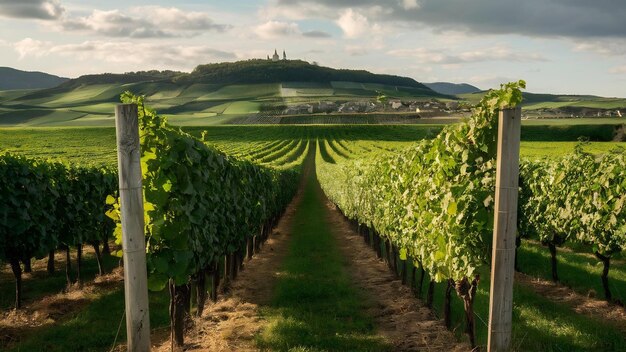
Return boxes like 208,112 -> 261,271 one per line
1,83 -> 626,351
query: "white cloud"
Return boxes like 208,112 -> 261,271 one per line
402,0 -> 420,10
59,10 -> 170,38
13,39 -> 237,69
255,21 -> 301,39
55,6 -> 228,38
610,66 -> 626,74
133,6 -> 225,31
336,8 -> 381,39
388,46 -> 546,64
14,37 -> 53,59
267,0 -> 626,39
574,40 -> 626,57
258,2 -> 333,21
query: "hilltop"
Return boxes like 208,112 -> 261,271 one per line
0,67 -> 68,90
179,60 -> 433,90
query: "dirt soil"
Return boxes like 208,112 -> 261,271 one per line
0,247 -> 123,349
0,270 -> 123,349
322,193 -> 470,352
515,271 -> 626,332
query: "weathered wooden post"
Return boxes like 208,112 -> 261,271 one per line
487,107 -> 521,352
115,104 -> 151,352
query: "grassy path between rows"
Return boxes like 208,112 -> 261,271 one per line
255,159 -> 392,352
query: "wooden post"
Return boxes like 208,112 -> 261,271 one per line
115,104 -> 151,352
488,107 -> 521,352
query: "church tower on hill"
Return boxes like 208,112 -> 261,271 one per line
269,49 -> 286,62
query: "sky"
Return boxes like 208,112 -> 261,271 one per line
0,0 -> 625,97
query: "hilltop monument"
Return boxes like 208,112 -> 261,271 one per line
269,49 -> 286,62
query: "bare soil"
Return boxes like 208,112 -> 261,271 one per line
0,263 -> 123,349
515,271 -> 626,332
322,196 -> 470,352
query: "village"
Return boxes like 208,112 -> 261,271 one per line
278,99 -> 622,119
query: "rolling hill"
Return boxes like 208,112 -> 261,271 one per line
424,82 -> 481,95
0,60 -> 445,126
0,67 -> 68,90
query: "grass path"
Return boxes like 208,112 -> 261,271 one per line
255,156 -> 392,351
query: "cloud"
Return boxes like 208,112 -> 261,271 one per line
336,8 -> 381,38
14,37 -> 52,58
401,0 -> 419,10
56,6 -> 228,38
345,45 -> 369,56
270,0 -> 626,38
59,10 -> 172,38
302,30 -> 332,38
610,66 -> 626,74
574,40 -> 626,57
0,0 -> 64,20
258,2 -> 333,21
13,39 -> 237,68
387,46 -> 546,64
254,20 -> 332,40
136,6 -> 229,31
255,20 -> 301,39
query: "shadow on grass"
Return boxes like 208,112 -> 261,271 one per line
416,260 -> 626,351
0,251 -> 118,310
6,288 -> 170,352
518,241 -> 626,302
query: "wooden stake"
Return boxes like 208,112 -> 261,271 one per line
488,107 -> 521,352
115,104 -> 151,352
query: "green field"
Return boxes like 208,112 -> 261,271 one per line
0,124 -> 623,167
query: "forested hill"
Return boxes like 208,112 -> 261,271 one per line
0,67 -> 68,90
176,60 -> 434,90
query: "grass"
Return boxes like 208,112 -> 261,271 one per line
256,164 -> 391,352
520,124 -> 622,141
0,250 -> 115,310
7,287 -> 170,352
1,125 -> 623,167
522,118 -> 625,125
0,127 -> 117,166
517,240 -> 626,302
393,254 -> 626,351
0,249 -> 170,352
520,141 -> 625,159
